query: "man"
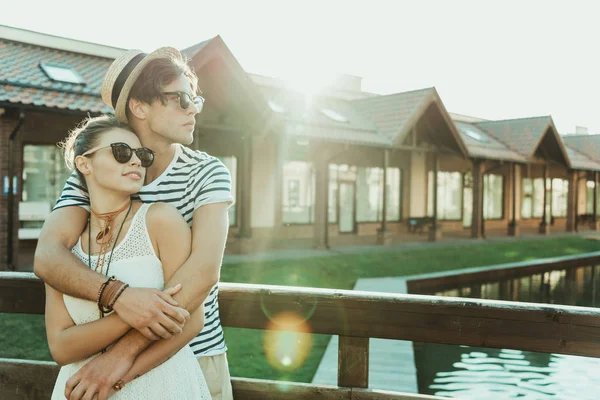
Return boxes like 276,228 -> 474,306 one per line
34,47 -> 234,400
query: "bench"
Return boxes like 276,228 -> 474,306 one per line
407,217 -> 434,234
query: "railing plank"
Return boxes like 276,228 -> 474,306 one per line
0,359 -> 445,400
4,272 -> 600,358
338,336 -> 369,388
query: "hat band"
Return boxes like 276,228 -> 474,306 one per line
111,53 -> 147,108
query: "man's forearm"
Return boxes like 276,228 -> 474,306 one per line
35,243 -> 106,301
165,255 -> 220,312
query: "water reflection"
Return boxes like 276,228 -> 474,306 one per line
413,265 -> 600,399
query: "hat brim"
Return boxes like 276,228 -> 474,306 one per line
111,47 -> 182,123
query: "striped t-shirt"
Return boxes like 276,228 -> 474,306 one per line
54,144 -> 234,357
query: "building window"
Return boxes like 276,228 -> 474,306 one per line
356,167 -> 383,222
217,156 -> 237,226
282,161 -> 315,224
483,174 -> 503,220
328,165 -> 338,224
20,145 -> 72,239
522,178 -> 534,219
427,171 -> 463,220
551,178 -> 568,217
521,178 -> 552,219
386,168 -> 402,221
586,181 -> 600,215
39,62 -> 85,85
320,108 -> 348,123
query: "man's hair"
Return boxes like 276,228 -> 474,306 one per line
61,115 -> 132,185
127,54 -> 199,115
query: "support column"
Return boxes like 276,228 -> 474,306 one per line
273,134 -> 287,229
429,153 -> 442,241
471,159 -> 484,239
313,156 -> 329,249
539,163 -> 550,235
566,170 -> 577,232
238,135 -> 253,253
508,162 -> 520,237
594,172 -> 599,231
377,149 -> 392,245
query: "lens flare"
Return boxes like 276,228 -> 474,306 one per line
263,312 -> 313,372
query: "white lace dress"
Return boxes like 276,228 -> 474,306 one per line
51,203 -> 211,399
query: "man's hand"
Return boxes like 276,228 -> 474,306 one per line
65,347 -> 133,400
112,284 -> 190,340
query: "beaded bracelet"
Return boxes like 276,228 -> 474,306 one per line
108,283 -> 130,310
99,280 -> 124,314
97,276 -> 116,314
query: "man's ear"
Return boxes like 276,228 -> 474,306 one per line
75,155 -> 92,177
128,97 -> 149,120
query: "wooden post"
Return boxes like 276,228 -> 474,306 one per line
567,170 -> 577,232
313,156 -> 329,249
508,163 -> 520,236
429,153 -> 442,241
539,163 -> 550,235
471,160 -> 484,239
238,135 -> 253,252
377,149 -> 391,245
338,336 -> 369,388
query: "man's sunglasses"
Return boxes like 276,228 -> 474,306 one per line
82,142 -> 155,168
162,91 -> 205,112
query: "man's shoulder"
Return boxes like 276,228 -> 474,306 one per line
178,145 -> 219,167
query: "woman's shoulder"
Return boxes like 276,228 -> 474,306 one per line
145,202 -> 186,226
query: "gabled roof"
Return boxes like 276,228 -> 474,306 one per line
0,39 -> 111,113
455,121 -> 527,163
564,145 -> 600,171
475,116 -> 570,165
258,85 -> 391,147
562,134 -> 600,164
182,35 -> 272,128
351,87 -> 468,156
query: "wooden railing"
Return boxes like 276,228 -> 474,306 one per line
2,251 -> 600,399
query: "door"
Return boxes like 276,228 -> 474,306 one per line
339,182 -> 356,233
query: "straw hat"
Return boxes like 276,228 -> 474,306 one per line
101,47 -> 182,123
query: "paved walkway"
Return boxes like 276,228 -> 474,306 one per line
311,277 -> 418,392
223,230 -> 599,265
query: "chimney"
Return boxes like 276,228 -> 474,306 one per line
330,73 -> 362,92
575,126 -> 589,134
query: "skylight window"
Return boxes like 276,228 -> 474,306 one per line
40,63 -> 85,85
321,108 -> 348,122
268,100 -> 286,113
464,128 -> 489,142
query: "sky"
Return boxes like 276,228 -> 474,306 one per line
2,0 -> 599,134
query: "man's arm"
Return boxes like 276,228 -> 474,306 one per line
166,201 -> 230,309
34,206 -> 189,340
34,206 -> 103,299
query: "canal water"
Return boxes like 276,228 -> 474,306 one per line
412,265 -> 600,399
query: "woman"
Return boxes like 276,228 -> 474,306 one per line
45,115 -> 211,399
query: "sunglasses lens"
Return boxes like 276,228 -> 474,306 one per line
135,149 -> 155,168
179,94 -> 191,110
112,144 -> 132,163
194,96 -> 204,112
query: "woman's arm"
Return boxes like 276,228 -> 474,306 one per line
44,283 -> 131,366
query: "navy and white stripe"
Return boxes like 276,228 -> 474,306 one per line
54,144 -> 234,357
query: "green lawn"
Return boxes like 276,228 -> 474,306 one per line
2,237 -> 600,383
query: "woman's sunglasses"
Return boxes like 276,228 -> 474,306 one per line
82,142 -> 155,168
162,91 -> 205,112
